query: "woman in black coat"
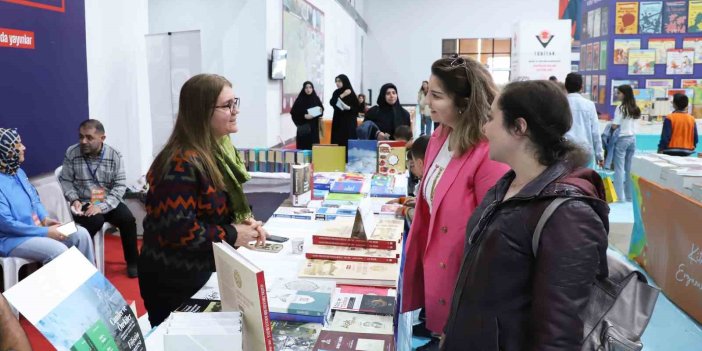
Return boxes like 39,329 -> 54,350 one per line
441,80 -> 608,350
329,74 -> 359,147
364,83 -> 411,140
290,81 -> 324,150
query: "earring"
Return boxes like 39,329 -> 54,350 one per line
458,109 -> 464,115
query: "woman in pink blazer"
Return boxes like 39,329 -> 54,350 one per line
401,56 -> 508,343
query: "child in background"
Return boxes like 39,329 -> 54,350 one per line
394,125 -> 413,143
388,135 -> 429,223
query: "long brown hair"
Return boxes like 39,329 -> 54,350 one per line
149,74 -> 230,189
431,56 -> 497,156
617,84 -> 641,119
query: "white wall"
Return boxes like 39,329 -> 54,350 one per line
362,0 -> 559,105
271,0 -> 366,144
85,0 -> 152,184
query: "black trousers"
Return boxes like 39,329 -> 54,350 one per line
138,270 -> 211,327
74,202 -> 139,265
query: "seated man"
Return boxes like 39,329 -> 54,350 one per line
0,128 -> 94,265
658,94 -> 698,156
59,119 -> 139,278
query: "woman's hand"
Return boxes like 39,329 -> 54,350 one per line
305,114 -> 314,120
47,225 -> 67,241
233,223 -> 263,248
243,217 -> 267,245
42,218 -> 61,227
341,89 -> 351,98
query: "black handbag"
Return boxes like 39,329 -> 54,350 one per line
532,198 -> 660,351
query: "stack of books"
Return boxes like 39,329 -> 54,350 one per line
162,312 -> 243,351
271,321 -> 323,350
370,174 -> 407,198
239,148 -> 311,173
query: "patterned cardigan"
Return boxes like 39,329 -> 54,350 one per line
139,150 -> 238,273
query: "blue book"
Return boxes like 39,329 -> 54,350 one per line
269,312 -> 325,324
330,181 -> 363,194
346,140 -> 378,174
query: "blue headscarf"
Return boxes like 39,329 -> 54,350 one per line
0,128 -> 21,175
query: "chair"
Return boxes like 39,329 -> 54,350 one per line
0,256 -> 36,318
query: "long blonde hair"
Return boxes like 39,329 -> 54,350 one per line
431,57 -> 497,156
150,74 -> 230,189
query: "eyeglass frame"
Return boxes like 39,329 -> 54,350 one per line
214,97 -> 241,112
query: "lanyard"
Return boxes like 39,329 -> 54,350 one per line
84,147 -> 105,185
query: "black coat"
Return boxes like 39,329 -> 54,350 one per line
330,89 -> 359,147
441,161 -> 609,351
290,91 -> 323,150
364,105 -> 410,139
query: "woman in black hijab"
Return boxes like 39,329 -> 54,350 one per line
330,74 -> 359,147
364,83 -> 411,140
290,81 -> 324,150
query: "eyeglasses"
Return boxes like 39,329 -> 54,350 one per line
215,97 -> 241,113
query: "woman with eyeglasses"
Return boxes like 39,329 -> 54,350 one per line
138,74 -> 267,327
441,80 -> 608,350
364,83 -> 411,141
401,57 -> 508,349
290,81 -> 324,150
330,74 -> 360,148
611,84 -> 640,202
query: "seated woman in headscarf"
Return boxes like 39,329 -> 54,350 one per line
0,128 -> 95,265
364,83 -> 411,140
290,81 -> 324,150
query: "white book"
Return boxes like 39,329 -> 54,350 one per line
328,311 -> 394,335
307,106 -> 323,117
336,98 -> 351,111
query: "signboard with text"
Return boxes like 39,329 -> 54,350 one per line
511,20 -> 572,81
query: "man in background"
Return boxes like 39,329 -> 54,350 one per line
565,73 -> 603,168
59,119 -> 139,278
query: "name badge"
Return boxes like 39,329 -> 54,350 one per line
90,187 -> 106,204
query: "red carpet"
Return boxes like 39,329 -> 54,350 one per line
20,234 -> 144,350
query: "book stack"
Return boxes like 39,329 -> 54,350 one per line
162,312 -> 243,351
312,330 -> 395,351
370,174 -> 407,198
239,148 -> 311,173
331,284 -> 396,316
271,321 -> 324,351
329,173 -> 365,194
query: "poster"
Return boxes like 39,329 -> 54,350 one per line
616,2 -> 640,34
633,88 -> 655,115
3,249 -> 145,351
614,39 -> 641,64
588,9 -> 596,39
682,37 -> 702,62
689,0 -> 702,33
593,42 -> 601,71
663,1 -> 688,33
646,79 -> 675,98
599,75 -> 607,105
585,75 -> 592,100
592,75 -> 600,104
639,1 -> 664,34
510,20 -> 572,81
611,79 -> 639,105
647,38 -> 676,64
666,49 -> 695,75
681,79 -> 702,118
581,9 -> 590,40
593,8 -> 602,38
282,0 -> 325,113
667,89 -> 695,114
601,6 -> 609,36
600,41 -> 608,70
628,49 -> 656,75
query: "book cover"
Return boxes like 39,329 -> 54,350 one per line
370,174 -> 406,198
599,75 -> 607,105
581,9 -> 589,40
271,321 -> 323,351
666,49 -> 695,75
648,38 -> 676,64
267,290 -> 331,317
298,260 -> 399,287
377,141 -> 406,175
291,163 -> 312,207
335,284 -> 396,297
248,149 -> 258,172
275,149 -> 285,173
258,149 -> 269,172
327,311 -> 394,335
593,42 -> 600,71
599,41 -> 607,70
681,79 -> 702,118
315,206 -> 357,221
213,242 -> 274,351
3,248 -> 145,351
586,44 -> 593,71
663,1 -> 688,33
592,76 -> 600,105
588,9 -> 596,39
601,6 -> 609,36
584,75 -> 592,99
616,2 -> 639,34
313,330 -> 395,351
330,180 -> 363,194
175,298 -> 223,313
628,49 -> 656,75
593,8 -> 601,38
306,244 -> 399,264
667,89 -> 696,114
312,145 -> 346,172
634,89 -> 655,116
332,293 -> 396,315
313,174 -> 333,191
273,207 -> 316,220
690,0 -> 702,33
269,312 -> 325,324
346,140 -> 378,174
639,1 -> 663,34
683,38 -> 702,62
611,80 -> 639,105
284,150 -> 296,173
646,79 -> 675,98
613,39 -> 641,64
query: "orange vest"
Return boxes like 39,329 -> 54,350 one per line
666,112 -> 697,150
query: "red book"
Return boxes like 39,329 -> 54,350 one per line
313,331 -> 395,351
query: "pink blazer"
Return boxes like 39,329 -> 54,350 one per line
401,126 -> 508,333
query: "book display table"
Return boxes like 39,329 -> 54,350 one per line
629,154 -> 702,323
